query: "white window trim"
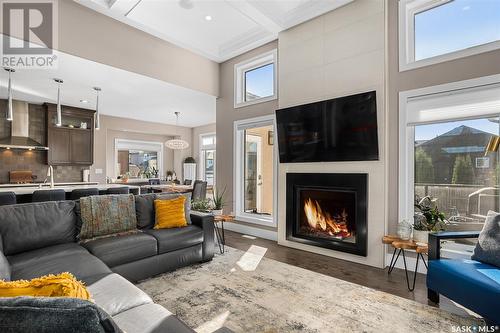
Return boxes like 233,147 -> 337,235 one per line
399,0 -> 500,72
114,138 -> 164,179
199,132 -> 216,184
233,114 -> 278,227
234,49 -> 278,109
399,73 -> 500,222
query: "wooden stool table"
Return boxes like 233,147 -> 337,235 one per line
213,215 -> 234,254
383,235 -> 428,291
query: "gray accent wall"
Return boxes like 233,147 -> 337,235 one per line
216,41 -> 279,232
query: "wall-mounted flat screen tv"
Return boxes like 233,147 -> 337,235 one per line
276,91 -> 379,163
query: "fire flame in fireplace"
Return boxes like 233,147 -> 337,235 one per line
303,198 -> 351,238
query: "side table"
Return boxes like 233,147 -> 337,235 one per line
383,235 -> 428,291
213,215 -> 234,254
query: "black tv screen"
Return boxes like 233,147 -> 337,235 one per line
276,91 -> 379,163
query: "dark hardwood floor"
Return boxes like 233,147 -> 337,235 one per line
223,229 -> 470,317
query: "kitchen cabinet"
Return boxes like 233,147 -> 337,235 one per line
46,104 -> 95,165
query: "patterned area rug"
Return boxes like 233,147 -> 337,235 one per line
137,246 -> 480,333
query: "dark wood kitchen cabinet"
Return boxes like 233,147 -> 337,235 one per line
46,104 -> 95,165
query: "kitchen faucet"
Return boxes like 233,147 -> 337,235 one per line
45,165 -> 54,188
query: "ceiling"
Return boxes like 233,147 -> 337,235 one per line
0,46 -> 216,128
75,0 -> 353,62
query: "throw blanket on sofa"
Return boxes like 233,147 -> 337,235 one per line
79,194 -> 137,240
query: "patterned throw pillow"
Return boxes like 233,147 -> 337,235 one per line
471,210 -> 500,268
154,196 -> 188,229
79,194 -> 137,239
0,272 -> 90,300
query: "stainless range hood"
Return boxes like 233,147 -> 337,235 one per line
0,100 -> 49,150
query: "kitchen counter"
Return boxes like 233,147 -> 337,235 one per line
0,183 -> 140,195
0,182 -> 99,188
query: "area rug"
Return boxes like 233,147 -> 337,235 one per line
137,246 -> 481,333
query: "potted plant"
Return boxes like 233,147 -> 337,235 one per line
191,199 -> 212,213
121,172 -> 130,183
413,195 -> 446,243
211,186 -> 226,216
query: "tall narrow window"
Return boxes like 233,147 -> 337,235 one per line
200,133 -> 216,186
235,116 -> 276,226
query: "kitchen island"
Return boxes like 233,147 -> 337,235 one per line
0,183 -> 141,200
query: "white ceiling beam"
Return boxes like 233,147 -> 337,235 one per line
225,0 -> 283,35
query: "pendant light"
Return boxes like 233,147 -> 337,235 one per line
5,68 -> 15,121
54,79 -> 63,127
165,112 -> 189,150
94,87 -> 101,130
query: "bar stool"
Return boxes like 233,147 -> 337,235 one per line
32,189 -> 66,203
70,188 -> 99,200
106,187 -> 130,195
129,187 -> 140,195
0,192 -> 17,206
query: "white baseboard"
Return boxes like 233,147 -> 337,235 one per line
223,222 -> 278,241
385,251 -> 428,275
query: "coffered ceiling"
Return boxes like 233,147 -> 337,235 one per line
75,0 -> 353,62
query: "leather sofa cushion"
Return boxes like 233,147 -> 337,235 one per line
7,243 -> 88,268
87,273 -> 152,317
0,201 -> 76,255
144,225 -> 203,254
10,247 -> 111,285
427,259 -> 500,323
112,303 -> 195,333
82,233 -> 157,267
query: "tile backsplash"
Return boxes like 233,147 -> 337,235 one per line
0,101 -> 88,184
0,150 -> 87,183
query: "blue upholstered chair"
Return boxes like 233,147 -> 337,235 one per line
427,231 -> 500,325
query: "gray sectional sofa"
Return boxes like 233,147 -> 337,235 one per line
0,194 -> 215,333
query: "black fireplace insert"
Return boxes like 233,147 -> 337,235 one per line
286,173 -> 368,256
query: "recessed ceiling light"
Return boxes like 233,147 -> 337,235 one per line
205,15 -> 212,21
80,99 -> 89,104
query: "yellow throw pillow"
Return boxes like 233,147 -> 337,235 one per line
154,196 -> 188,229
0,272 -> 91,300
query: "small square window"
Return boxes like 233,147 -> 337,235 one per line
234,49 -> 277,108
244,63 -> 274,102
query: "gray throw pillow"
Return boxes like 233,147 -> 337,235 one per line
135,194 -> 157,229
471,210 -> 500,268
0,297 -> 122,333
155,192 -> 192,225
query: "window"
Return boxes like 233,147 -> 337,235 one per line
234,115 -> 277,226
399,0 -> 500,71
115,139 -> 163,179
234,49 -> 277,108
400,76 -> 500,256
199,133 -> 216,186
475,157 -> 490,169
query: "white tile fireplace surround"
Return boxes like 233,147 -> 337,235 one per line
276,0 -> 386,268
277,162 -> 386,268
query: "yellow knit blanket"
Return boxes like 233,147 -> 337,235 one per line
0,272 -> 91,300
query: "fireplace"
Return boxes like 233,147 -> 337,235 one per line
286,173 -> 368,256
